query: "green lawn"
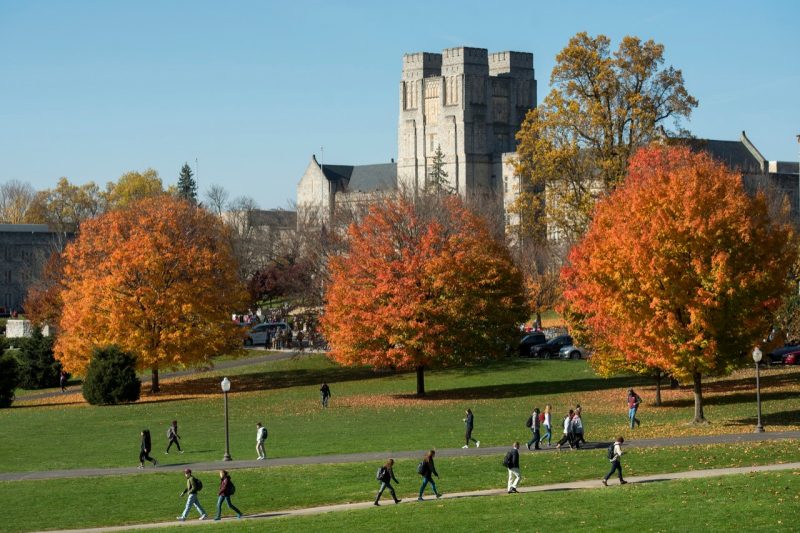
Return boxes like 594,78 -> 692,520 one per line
2,355 -> 799,473
1,441 -> 797,532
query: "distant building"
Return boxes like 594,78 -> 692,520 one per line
0,224 -> 69,313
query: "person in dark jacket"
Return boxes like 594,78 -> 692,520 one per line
526,408 -> 541,450
320,382 -> 331,408
214,470 -> 243,520
178,468 -> 207,521
462,408 -> 480,448
166,420 -> 183,454
555,410 -> 575,450
374,458 -> 401,505
505,442 -> 521,493
417,450 -> 442,501
139,429 -> 158,468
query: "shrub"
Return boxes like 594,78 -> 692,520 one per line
0,352 -> 20,407
16,327 -> 61,389
82,345 -> 141,405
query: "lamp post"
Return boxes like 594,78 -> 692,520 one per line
221,377 -> 232,461
751,348 -> 764,433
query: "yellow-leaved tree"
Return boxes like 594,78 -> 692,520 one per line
55,195 -> 248,392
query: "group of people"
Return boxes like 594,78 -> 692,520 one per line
138,421 -> 184,468
177,468 -> 243,521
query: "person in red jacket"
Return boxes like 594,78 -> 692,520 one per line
214,470 -> 243,521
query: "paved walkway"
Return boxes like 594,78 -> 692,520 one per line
15,349 -> 319,403
5,430 -> 799,482
39,461 -> 800,533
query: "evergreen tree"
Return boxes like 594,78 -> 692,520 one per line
177,163 -> 198,203
17,327 -> 61,389
0,352 -> 20,407
426,145 -> 451,194
82,345 -> 141,405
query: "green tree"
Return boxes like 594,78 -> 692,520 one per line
177,163 -> 198,203
515,32 -> 698,243
0,350 -> 20,408
426,145 -> 451,194
105,169 -> 164,210
16,327 -> 60,389
82,345 -> 141,405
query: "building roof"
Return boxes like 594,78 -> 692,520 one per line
687,139 -> 763,175
320,162 -> 397,192
0,224 -> 55,233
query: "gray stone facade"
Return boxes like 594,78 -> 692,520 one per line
0,224 -> 69,313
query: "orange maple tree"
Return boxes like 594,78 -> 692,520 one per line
322,194 -> 529,396
54,195 -> 248,392
561,145 -> 796,423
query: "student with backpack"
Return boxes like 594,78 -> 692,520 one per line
166,420 -> 183,454
214,470 -> 243,520
602,436 -> 628,486
320,382 -> 331,408
138,429 -> 158,468
540,404 -> 552,447
627,389 -> 642,428
417,450 -> 442,501
572,410 -> 584,449
503,442 -> 521,493
374,458 -> 401,505
526,408 -> 541,450
177,468 -> 207,521
255,422 -> 268,460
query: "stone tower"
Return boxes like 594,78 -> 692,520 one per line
397,47 -> 536,196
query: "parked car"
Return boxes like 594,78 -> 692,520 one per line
558,344 -> 589,360
783,351 -> 800,365
530,335 -> 573,359
765,344 -> 800,364
519,332 -> 547,357
245,322 -> 288,346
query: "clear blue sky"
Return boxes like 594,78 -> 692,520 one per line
1,0 -> 798,210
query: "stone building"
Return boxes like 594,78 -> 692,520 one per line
0,224 -> 69,314
297,46 -> 537,229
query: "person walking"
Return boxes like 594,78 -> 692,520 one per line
504,442 -> 521,493
374,458 -> 402,506
166,420 -> 183,454
555,410 -> 574,450
627,389 -> 642,428
572,410 -> 585,449
462,408 -> 480,448
177,468 -> 207,521
138,429 -> 158,468
526,408 -> 541,450
255,422 -> 267,460
602,436 -> 628,486
540,404 -> 552,448
320,382 -> 331,408
59,370 -> 68,392
214,470 -> 243,520
417,450 -> 442,501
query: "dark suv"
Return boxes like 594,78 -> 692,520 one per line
519,332 -> 547,357
530,335 -> 574,359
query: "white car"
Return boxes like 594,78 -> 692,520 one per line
245,322 -> 288,346
558,345 -> 589,360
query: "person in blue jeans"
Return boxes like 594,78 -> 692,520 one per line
177,469 -> 207,521
602,436 -> 628,486
214,470 -> 243,520
627,389 -> 642,429
417,450 -> 442,501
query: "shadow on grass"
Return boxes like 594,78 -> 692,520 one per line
724,409 -> 800,428
11,400 -> 86,409
658,390 -> 799,409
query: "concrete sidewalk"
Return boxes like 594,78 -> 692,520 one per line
5,430 -> 799,482
38,461 -> 800,533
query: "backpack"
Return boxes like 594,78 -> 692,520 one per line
607,443 -> 616,460
417,461 -> 426,475
502,451 -> 512,468
167,428 -> 172,438
194,477 -> 203,492
376,467 -> 387,481
228,479 -> 236,496
539,413 -> 546,423
260,427 -> 268,441
525,415 -> 533,428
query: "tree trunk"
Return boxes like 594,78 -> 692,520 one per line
151,366 -> 160,393
654,374 -> 662,406
416,365 -> 425,397
692,371 -> 706,423
535,312 -> 542,330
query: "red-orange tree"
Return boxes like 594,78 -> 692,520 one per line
55,196 -> 248,392
322,194 -> 529,396
561,145 -> 795,422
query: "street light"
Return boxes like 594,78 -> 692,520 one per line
221,377 -> 232,461
751,348 -> 765,433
